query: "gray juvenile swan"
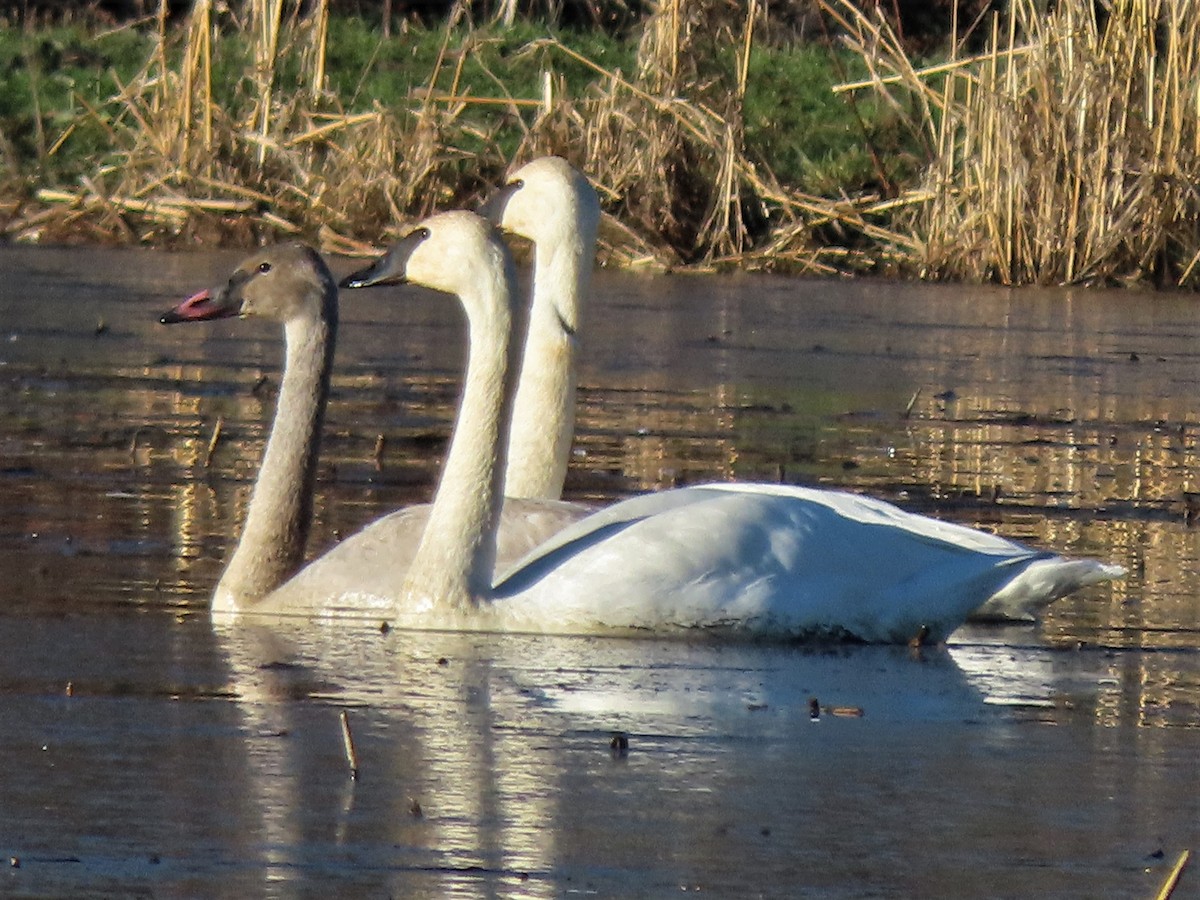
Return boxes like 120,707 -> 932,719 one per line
161,244 -> 337,610
337,211 -> 1124,641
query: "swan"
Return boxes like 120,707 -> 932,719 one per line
336,211 -> 1124,642
159,242 -> 584,616
478,158 -> 1064,623
160,243 -> 337,609
478,155 -> 600,501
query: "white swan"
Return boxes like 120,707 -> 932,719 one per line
479,157 -> 1062,622
159,242 -> 584,615
478,159 -> 1071,623
479,155 -> 600,501
336,211 -> 1124,642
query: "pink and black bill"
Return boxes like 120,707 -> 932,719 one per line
160,287 -> 242,325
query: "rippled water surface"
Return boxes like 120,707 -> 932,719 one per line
1,245 -> 1198,897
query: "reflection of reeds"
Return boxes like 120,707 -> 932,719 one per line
827,0 -> 1200,286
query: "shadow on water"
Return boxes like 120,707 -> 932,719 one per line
0,245 -> 1198,896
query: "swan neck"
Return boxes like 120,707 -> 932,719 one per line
403,270 -> 518,610
215,310 -> 335,607
503,226 -> 594,500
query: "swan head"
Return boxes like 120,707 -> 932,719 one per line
478,156 -> 600,251
160,243 -> 336,327
340,211 -> 516,325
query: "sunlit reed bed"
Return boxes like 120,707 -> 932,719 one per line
10,0 -> 1200,287
827,0 -> 1200,287
3,0 -> 912,272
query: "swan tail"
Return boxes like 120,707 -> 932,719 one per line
970,557 -> 1126,623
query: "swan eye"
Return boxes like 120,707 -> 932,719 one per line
257,262 -> 272,273
509,178 -> 525,190
413,227 -> 431,240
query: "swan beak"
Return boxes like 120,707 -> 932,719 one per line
340,228 -> 428,289
339,255 -> 399,289
159,288 -> 241,325
477,179 -> 521,225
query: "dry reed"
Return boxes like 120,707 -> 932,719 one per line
826,0 -> 1200,286
503,0 -> 912,270
10,0 -> 912,273
15,0 -> 1200,282
15,0 -> 496,249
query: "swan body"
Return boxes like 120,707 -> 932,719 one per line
336,212 -> 1124,642
481,483 -> 1123,640
239,496 -> 588,617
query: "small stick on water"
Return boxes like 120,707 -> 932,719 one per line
339,710 -> 359,780
373,433 -> 386,470
128,426 -> 146,458
203,416 -> 224,468
1155,849 -> 1191,900
902,387 -> 921,419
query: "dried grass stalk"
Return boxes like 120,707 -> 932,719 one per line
15,0 -> 911,273
827,0 -> 1200,286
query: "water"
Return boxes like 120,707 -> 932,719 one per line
0,245 -> 1198,897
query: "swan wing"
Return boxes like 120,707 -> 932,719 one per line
490,483 -> 1118,641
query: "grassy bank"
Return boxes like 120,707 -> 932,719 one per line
3,0 -> 1200,286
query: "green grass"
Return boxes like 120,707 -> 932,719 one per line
323,18 -> 635,109
0,24 -> 148,182
318,18 -> 636,161
742,45 -> 925,195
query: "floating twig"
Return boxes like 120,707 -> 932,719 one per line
203,416 -> 223,468
373,434 -> 386,470
128,426 -> 147,458
1155,850 -> 1191,900
903,387 -> 921,419
339,710 -> 359,780
809,696 -> 864,720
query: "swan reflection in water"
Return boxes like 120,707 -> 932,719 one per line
210,616 -> 1005,892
